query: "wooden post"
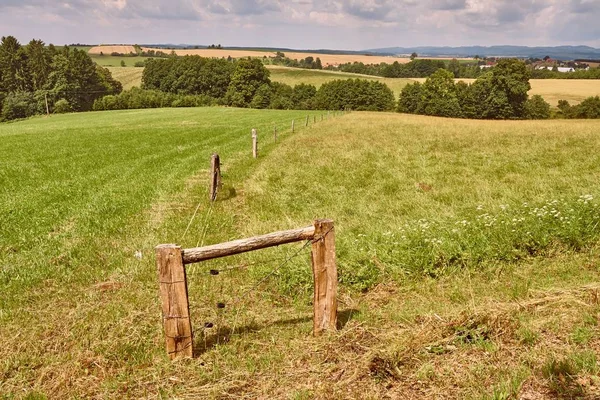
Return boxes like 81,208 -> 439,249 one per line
311,219 -> 337,336
305,115 -> 309,127
156,245 -> 193,359
314,115 -> 316,123
209,153 -> 220,201
292,119 -> 295,133
252,128 -> 258,159
321,114 -> 323,121
274,126 -> 277,142
44,93 -> 50,116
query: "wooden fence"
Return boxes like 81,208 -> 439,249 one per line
155,219 -> 337,359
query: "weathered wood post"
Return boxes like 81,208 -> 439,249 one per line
209,153 -> 220,201
305,115 -> 309,127
252,128 -> 258,159
156,245 -> 193,359
292,119 -> 295,133
274,126 -> 277,142
311,219 -> 337,335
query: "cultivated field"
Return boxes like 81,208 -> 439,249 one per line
1,110 -> 600,398
88,45 -> 137,55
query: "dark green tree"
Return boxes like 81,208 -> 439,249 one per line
0,36 -> 28,92
225,58 -> 270,107
24,39 -> 52,91
291,83 -> 317,109
420,69 -> 462,117
524,94 -> 551,119
398,82 -> 423,114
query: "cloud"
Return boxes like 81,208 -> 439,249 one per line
342,0 -> 395,20
1,0 -> 600,49
430,0 -> 467,11
205,0 -> 281,16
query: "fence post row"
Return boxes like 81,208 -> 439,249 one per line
155,219 -> 338,360
252,128 -> 258,159
209,153 -> 220,201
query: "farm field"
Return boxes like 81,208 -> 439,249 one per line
1,109 -> 600,398
87,45 -> 410,67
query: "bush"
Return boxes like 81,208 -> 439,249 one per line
398,82 -> 423,114
53,98 -> 72,114
1,91 -> 37,121
525,95 -> 551,119
315,79 -> 395,111
557,96 -> 600,119
574,96 -> 600,119
92,88 -> 215,111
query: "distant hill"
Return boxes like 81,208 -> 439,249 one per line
365,45 -> 600,60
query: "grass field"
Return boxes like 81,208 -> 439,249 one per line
1,109 -> 600,398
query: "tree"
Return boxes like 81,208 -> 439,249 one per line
448,58 -> 461,78
24,39 -> 52,91
225,58 -> 270,107
0,36 -> 28,93
397,82 -> 423,114
291,83 -> 317,109
410,52 -> 418,60
524,95 -> 550,119
314,57 -> 323,70
420,69 -> 462,117
120,60 -> 126,67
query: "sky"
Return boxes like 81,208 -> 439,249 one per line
1,0 -> 599,50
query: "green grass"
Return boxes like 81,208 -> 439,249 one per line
2,109 -> 600,398
90,54 -> 150,67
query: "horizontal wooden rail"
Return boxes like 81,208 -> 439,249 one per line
182,225 -> 315,264
156,219 -> 336,360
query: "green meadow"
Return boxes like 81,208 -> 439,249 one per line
1,109 -> 600,398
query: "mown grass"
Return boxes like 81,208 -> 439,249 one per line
1,110 -> 600,398
106,67 -> 144,90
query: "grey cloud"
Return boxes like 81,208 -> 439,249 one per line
460,0 -> 552,29
569,0 -> 599,13
119,1 -> 202,21
430,0 -> 467,11
206,0 -> 281,16
342,0 -> 395,20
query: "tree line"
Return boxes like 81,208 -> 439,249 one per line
0,36 -> 122,121
93,56 -> 395,112
398,59 -> 600,120
326,59 -> 484,79
324,58 -> 600,80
